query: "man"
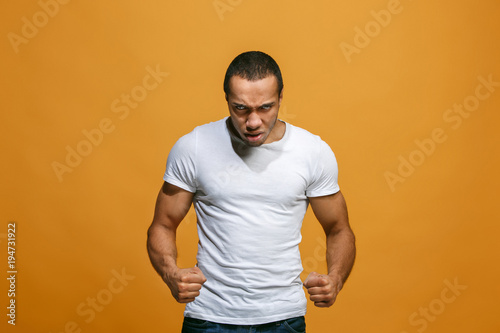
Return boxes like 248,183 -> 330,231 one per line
147,51 -> 356,333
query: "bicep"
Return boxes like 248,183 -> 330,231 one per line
152,182 -> 194,230
309,191 -> 350,235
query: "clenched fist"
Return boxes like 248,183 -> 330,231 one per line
165,267 -> 207,303
303,272 -> 343,308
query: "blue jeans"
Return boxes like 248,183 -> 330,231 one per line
181,316 -> 306,333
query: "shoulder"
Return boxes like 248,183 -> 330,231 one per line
286,122 -> 327,148
195,118 -> 227,133
286,122 -> 337,161
174,118 -> 227,147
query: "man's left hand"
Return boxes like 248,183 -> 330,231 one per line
303,272 -> 343,308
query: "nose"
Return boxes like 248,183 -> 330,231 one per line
246,112 -> 262,130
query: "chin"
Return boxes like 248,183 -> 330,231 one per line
245,141 -> 264,147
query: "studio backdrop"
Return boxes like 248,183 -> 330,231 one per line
1,1 -> 499,332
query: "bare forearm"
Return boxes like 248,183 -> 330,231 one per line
304,227 -> 355,308
326,228 -> 356,284
147,224 -> 179,281
306,191 -> 355,307
147,222 -> 207,303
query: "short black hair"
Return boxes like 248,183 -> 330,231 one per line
223,51 -> 283,95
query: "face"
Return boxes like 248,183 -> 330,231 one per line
226,75 -> 283,147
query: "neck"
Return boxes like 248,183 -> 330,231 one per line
266,119 -> 286,144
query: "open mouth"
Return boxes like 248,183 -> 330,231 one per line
245,133 -> 263,142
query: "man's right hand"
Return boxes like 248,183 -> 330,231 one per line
165,267 -> 207,303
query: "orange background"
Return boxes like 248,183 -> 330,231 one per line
1,1 -> 499,332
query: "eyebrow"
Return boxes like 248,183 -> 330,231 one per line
232,102 -> 275,108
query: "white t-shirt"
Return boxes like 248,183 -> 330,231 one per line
163,117 -> 340,325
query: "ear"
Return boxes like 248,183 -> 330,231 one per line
278,89 -> 284,107
225,93 -> 228,102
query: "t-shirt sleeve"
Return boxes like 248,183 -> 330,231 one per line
163,131 -> 197,193
306,139 -> 340,197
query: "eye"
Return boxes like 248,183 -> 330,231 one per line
235,105 -> 246,111
260,104 -> 272,110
